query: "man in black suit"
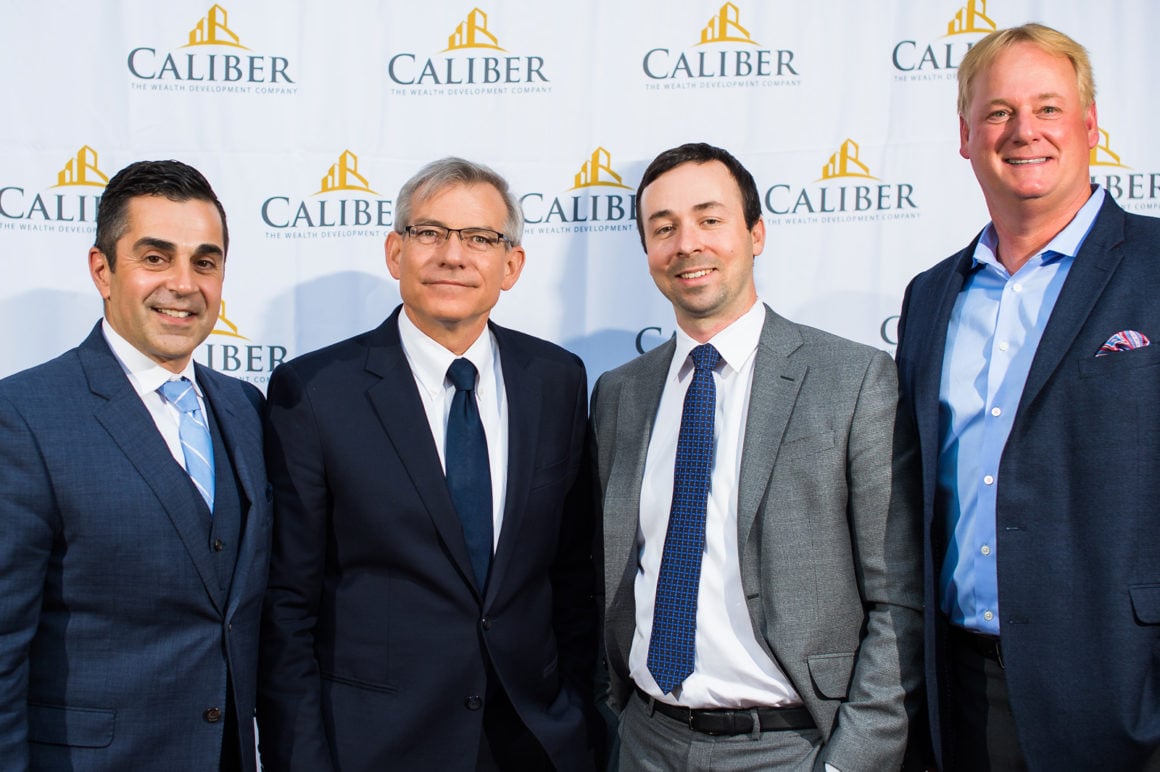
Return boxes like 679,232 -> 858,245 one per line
257,157 -> 599,770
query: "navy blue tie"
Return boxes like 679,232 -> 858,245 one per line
445,358 -> 493,589
647,343 -> 720,695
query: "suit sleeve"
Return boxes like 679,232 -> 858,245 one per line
257,363 -> 337,772
0,395 -> 56,771
821,351 -> 925,772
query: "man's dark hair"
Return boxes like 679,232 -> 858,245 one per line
635,142 -> 762,249
94,160 -> 228,268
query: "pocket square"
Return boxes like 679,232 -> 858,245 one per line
1096,330 -> 1150,357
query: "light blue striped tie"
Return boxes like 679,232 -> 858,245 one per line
158,378 -> 215,512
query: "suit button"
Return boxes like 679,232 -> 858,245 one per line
203,707 -> 223,723
213,539 -> 224,552
480,618 -> 492,631
465,695 -> 483,710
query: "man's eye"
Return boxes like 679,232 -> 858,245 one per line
416,228 -> 441,239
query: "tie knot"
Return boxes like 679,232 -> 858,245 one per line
447,358 -> 478,392
158,378 -> 200,414
690,343 -> 720,373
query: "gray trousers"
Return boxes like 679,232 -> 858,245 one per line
617,692 -> 824,772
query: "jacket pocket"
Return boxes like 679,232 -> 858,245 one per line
1129,584 -> 1160,624
806,652 -> 855,699
28,703 -> 115,748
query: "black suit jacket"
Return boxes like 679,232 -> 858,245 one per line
896,195 -> 1160,770
257,307 -> 598,771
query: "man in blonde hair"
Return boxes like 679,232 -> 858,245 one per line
896,22 -> 1160,770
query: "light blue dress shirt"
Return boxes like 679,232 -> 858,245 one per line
936,187 -> 1105,635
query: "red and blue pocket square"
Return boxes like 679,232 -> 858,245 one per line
1096,330 -> 1151,357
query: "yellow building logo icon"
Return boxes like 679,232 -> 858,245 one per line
570,148 -> 632,190
1090,128 -> 1128,168
819,139 -> 878,181
947,0 -> 996,36
185,4 -> 248,49
697,3 -> 758,46
210,301 -> 249,340
316,150 -> 379,195
445,8 -> 506,52
54,146 -> 109,188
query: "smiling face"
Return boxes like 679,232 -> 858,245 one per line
960,41 -> 1098,221
385,181 -> 525,353
640,160 -> 763,342
89,195 -> 225,373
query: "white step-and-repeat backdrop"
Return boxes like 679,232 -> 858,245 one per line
2,1 -> 1155,388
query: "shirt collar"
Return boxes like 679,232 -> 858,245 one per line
397,308 -> 496,398
101,319 -> 202,398
973,186 -> 1106,274
671,300 -> 764,380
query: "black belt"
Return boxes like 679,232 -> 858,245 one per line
635,688 -> 815,735
949,625 -> 1005,669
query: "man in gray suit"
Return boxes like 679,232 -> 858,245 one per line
591,143 -> 922,771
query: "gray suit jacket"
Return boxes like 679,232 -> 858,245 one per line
592,305 -> 922,771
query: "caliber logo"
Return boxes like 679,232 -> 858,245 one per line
642,2 -> 800,90
198,301 -> 287,387
318,150 -> 380,195
521,147 -> 638,236
446,8 -> 505,51
0,146 -> 106,233
820,139 -> 877,181
892,0 -> 998,81
127,4 -> 297,95
765,138 -> 919,225
388,8 -> 550,97
261,150 -> 394,238
1088,125 -> 1160,212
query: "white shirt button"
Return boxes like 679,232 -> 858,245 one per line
983,610 -> 994,621
981,545 -> 992,556
990,407 -> 1002,417
1012,283 -> 1024,293
983,475 -> 995,485
998,341 -> 1009,351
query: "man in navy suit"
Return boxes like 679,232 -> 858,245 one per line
257,157 -> 599,770
0,160 -> 270,771
895,23 -> 1160,770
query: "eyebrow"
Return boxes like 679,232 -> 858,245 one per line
133,237 -> 223,257
646,200 -> 726,223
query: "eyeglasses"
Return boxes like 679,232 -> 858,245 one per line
403,225 -> 509,252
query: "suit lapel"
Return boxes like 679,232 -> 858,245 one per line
912,249 -> 973,457
1019,198 -> 1126,413
364,312 -> 481,595
736,307 -> 807,547
197,366 -> 265,615
78,327 -> 226,613
602,339 -> 671,611
487,326 -> 542,601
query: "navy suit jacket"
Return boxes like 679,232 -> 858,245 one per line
257,308 -> 598,771
896,195 -> 1160,770
0,322 -> 271,771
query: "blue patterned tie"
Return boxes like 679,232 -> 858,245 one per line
158,378 -> 215,512
445,358 -> 493,589
647,343 -> 720,695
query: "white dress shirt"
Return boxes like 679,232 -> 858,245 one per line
631,300 -> 802,708
397,310 -> 509,548
101,319 -> 206,470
